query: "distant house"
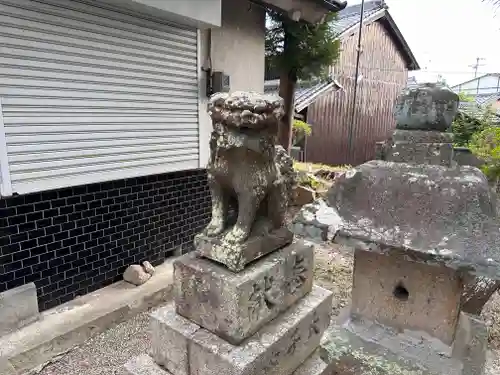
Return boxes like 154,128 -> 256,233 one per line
265,0 -> 419,165
406,76 -> 418,88
451,73 -> 500,99
453,75 -> 500,124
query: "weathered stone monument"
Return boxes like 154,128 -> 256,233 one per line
124,91 -> 335,375
319,83 -> 500,374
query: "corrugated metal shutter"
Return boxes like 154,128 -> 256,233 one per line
0,0 -> 199,195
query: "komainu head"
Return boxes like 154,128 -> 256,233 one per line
208,91 -> 284,134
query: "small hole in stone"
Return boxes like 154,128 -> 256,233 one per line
393,283 -> 409,301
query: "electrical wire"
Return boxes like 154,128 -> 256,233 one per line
339,64 -> 500,75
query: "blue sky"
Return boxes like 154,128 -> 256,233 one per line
349,0 -> 500,86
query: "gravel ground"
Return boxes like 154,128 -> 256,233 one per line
37,312 -> 151,375
37,241 -> 500,375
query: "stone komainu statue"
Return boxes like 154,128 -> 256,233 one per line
203,91 -> 296,245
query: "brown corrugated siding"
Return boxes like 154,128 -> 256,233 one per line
305,21 -> 409,166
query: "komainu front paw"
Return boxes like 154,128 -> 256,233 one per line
203,219 -> 225,237
224,225 -> 250,244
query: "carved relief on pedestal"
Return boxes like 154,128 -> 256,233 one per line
287,253 -> 308,294
248,274 -> 280,322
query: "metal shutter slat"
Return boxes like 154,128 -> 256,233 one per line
0,0 -> 199,195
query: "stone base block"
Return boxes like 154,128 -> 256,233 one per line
452,312 -> 488,375
0,360 -> 16,375
391,130 -> 454,144
351,249 -> 462,345
150,306 -> 199,375
174,241 -> 314,344
151,285 -> 333,375
292,350 -> 331,375
124,354 -> 172,375
320,308 -> 484,375
194,226 -> 293,272
385,141 -> 454,167
0,282 -> 39,337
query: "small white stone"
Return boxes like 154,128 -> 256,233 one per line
142,261 -> 155,275
123,264 -> 151,286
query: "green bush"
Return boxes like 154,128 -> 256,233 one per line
451,92 -> 494,147
292,119 -> 312,146
297,172 -> 320,189
451,112 -> 487,147
470,126 -> 500,181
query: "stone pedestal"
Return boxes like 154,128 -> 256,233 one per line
174,242 -> 314,344
125,242 -> 334,375
126,285 -> 332,375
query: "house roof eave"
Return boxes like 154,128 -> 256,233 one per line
451,74 -> 500,90
314,0 -> 348,12
335,5 -> 420,71
263,77 -> 344,112
295,78 -> 344,112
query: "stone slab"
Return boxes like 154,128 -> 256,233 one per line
124,354 -> 172,375
320,310 -> 465,375
174,241 -> 314,344
328,160 -> 500,279
151,286 -> 333,375
384,142 -> 454,167
391,129 -> 454,144
150,304 -> 199,375
194,226 -> 293,272
0,283 -> 39,337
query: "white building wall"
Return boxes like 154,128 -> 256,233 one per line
198,0 -> 266,168
101,0 -> 222,28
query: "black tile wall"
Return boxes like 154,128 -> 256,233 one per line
0,169 -> 210,311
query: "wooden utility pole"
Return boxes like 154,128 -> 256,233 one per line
346,0 -> 365,163
469,56 -> 486,78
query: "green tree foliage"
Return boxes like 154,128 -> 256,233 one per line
470,126 -> 500,181
291,119 -> 312,146
452,112 -> 488,147
265,12 -> 341,81
451,92 -> 494,147
265,12 -> 341,152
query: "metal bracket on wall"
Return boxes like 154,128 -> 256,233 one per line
0,98 -> 13,197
